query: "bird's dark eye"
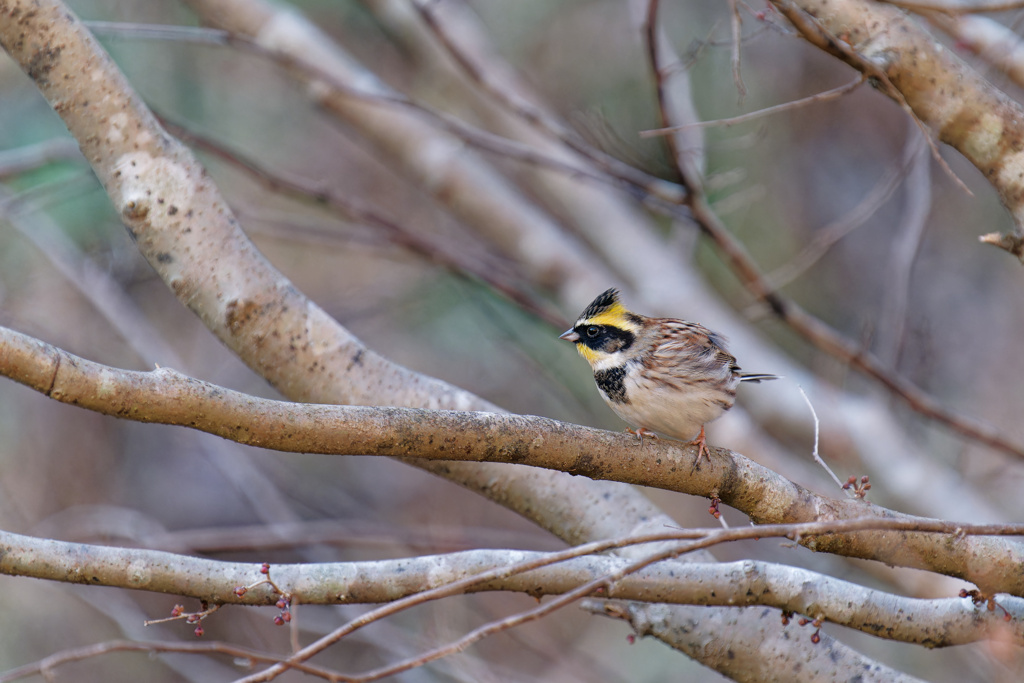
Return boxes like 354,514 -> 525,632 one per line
586,325 -> 600,338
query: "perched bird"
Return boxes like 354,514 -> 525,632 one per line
560,288 -> 776,464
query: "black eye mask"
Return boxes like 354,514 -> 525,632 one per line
575,324 -> 635,354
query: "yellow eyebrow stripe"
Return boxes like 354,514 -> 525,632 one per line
583,301 -> 629,327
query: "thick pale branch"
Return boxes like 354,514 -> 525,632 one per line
1,527 -> 1020,648
925,12 -> 1024,90
888,0 -> 1024,14
588,602 -> 927,683
4,325 -> 1024,593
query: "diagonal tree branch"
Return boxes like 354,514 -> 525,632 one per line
4,324 -> 1024,594
587,601 -> 928,683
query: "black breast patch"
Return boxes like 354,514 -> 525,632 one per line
594,366 -> 628,404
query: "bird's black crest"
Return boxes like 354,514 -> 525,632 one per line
580,288 -> 621,320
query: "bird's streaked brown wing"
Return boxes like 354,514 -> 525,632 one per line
641,319 -> 740,385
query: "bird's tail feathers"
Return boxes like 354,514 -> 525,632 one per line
739,373 -> 779,383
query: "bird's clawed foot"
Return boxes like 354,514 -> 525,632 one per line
687,425 -> 712,471
627,427 -> 658,448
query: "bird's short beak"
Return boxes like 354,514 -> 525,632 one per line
559,328 -> 580,342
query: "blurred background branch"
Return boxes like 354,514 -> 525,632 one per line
2,0 -> 1024,680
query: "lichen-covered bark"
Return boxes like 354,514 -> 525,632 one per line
778,0 -> 1024,243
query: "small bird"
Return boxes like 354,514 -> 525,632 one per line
560,288 -> 776,465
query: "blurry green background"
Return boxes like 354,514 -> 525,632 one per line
1,0 -> 1022,681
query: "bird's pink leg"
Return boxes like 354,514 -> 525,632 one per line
686,425 -> 712,468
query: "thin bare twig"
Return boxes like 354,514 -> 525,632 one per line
764,125 -> 923,289
85,20 -> 230,42
728,0 -> 748,96
158,117 -> 566,329
640,75 -> 866,136
94,19 -> 655,204
797,386 -> 845,490
138,518 -> 559,555
144,604 -> 221,628
0,639 -> 340,683
644,0 -> 691,187
771,0 -> 972,196
642,0 -> 713,189
876,125 -> 932,368
410,0 -> 687,203
0,138 -> 83,177
675,187 -> 1024,460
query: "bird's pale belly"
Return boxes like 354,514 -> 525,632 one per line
598,381 -> 727,441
